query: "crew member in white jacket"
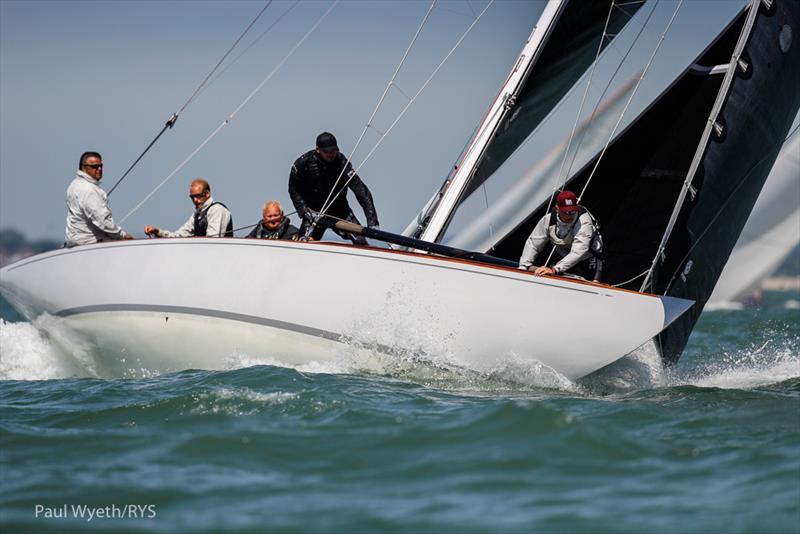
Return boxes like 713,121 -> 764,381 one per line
65,152 -> 133,247
519,190 -> 603,281
144,179 -> 233,238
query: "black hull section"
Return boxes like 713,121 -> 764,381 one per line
657,0 -> 800,363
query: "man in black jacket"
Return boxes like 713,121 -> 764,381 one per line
288,132 -> 379,244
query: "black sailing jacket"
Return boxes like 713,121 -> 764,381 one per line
288,150 -> 379,227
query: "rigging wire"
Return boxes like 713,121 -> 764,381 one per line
544,0 -> 681,277
575,0 -> 683,205
553,1 -> 616,193
561,0 -> 659,183
537,0 -> 659,269
107,1 -> 272,197
313,0 -> 495,231
120,1 -> 339,225
313,0 -> 438,232
478,0 -> 659,250
208,0 -> 300,86
660,134 -> 800,295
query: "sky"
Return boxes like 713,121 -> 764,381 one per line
0,0 -> 776,243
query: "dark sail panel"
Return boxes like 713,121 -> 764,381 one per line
657,0 -> 800,363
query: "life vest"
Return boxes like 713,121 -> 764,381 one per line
194,202 -> 234,237
546,206 -> 603,258
254,217 -> 298,240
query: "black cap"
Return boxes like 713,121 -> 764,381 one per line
316,132 -> 338,153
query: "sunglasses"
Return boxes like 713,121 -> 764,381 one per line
84,164 -> 103,169
189,192 -> 208,200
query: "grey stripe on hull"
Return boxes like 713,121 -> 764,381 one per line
55,304 -> 344,343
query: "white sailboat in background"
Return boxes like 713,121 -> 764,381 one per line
1,0 -> 798,378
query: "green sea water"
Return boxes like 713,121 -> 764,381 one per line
0,293 -> 798,533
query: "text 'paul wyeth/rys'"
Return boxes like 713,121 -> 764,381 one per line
34,504 -> 156,521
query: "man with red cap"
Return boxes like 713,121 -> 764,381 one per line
518,190 -> 603,281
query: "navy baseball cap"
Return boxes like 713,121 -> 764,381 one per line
316,132 -> 339,153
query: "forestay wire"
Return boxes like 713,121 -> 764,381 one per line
108,1 -> 273,197
312,0 -> 496,234
120,1 -> 339,225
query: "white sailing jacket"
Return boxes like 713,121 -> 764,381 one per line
65,170 -> 129,247
519,211 -> 596,273
154,197 -> 232,238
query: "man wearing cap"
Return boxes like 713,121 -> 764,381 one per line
288,132 -> 379,244
518,190 -> 604,281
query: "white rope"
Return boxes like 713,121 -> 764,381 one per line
120,1 -> 339,224
316,0 -> 438,223
612,268 -> 649,288
316,0 -> 495,223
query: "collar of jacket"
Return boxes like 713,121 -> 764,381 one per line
76,170 -> 101,185
195,196 -> 215,213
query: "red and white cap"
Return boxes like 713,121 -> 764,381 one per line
556,190 -> 579,212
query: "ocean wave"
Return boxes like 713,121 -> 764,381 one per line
0,319 -> 80,380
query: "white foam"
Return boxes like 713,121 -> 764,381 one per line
671,332 -> 800,389
189,387 -> 297,416
703,301 -> 745,312
676,342 -> 799,389
0,319 -> 82,380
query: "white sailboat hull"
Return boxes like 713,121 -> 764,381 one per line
0,239 -> 691,379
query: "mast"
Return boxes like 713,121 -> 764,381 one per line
417,0 -> 567,244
